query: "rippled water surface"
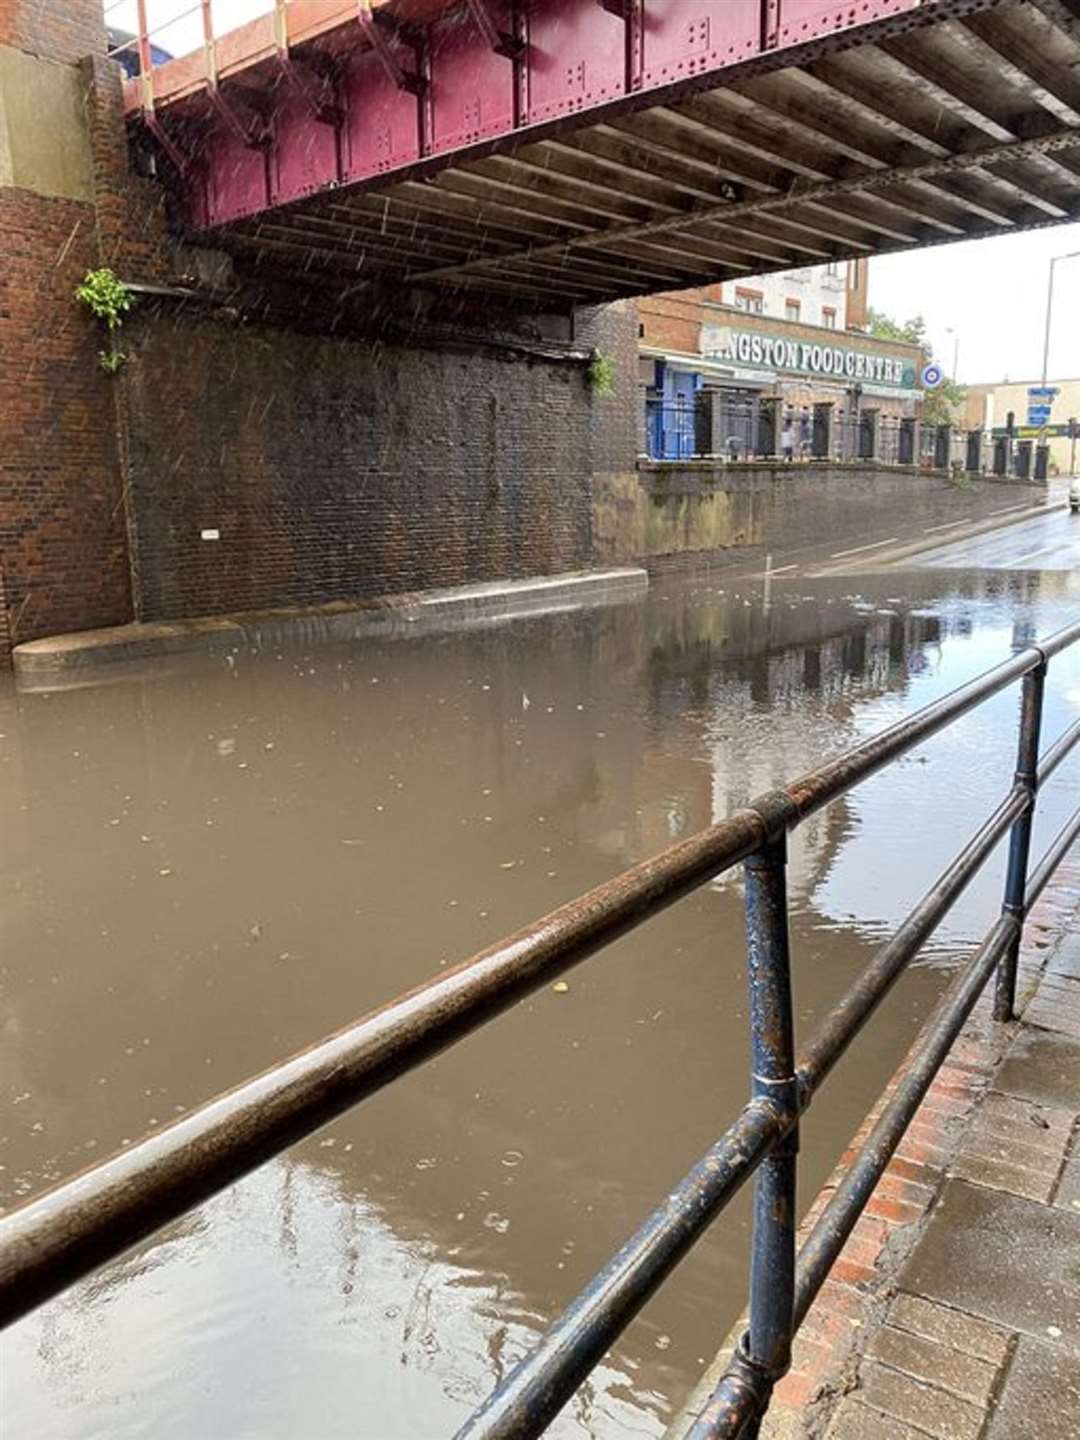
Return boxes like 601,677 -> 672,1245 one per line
2,564 -> 1078,1438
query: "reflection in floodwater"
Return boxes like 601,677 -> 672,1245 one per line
1,564 -> 1077,1438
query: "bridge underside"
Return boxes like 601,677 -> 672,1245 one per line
132,0 -> 1080,311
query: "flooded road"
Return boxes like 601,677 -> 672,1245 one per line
2,559 -> 1078,1439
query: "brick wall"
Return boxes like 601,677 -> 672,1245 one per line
81,54 -> 172,283
0,185 -> 132,642
120,304 -> 640,621
639,292 -> 701,354
0,0 -> 104,63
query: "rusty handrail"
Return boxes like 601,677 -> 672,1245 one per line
2,621 -> 1078,1440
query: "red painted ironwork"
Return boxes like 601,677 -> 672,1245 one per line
124,0 -> 938,229
524,0 -> 626,124
638,0 -> 761,90
429,0 -> 516,150
465,0 -> 524,58
770,0 -> 920,49
342,45 -> 424,179
356,2 -> 427,94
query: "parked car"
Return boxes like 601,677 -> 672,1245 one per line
1070,476 -> 1080,514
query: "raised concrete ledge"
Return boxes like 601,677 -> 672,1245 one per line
12,568 -> 649,685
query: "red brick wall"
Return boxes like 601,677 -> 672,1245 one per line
0,186 -> 133,642
0,0 -> 105,63
639,292 -> 703,354
0,43 -> 171,651
81,54 -> 172,283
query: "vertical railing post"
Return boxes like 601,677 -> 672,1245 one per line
202,0 -> 217,86
993,658 -> 1046,1021
136,0 -> 154,111
742,829 -> 798,1432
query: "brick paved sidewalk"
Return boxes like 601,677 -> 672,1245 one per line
666,854 -> 1080,1440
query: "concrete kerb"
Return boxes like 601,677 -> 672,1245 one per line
10,567 -> 649,687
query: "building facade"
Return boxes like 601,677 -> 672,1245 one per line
962,378 -> 1080,477
639,263 -> 924,463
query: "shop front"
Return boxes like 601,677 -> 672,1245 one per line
643,314 -> 924,462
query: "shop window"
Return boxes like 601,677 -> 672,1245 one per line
734,288 -> 764,315
822,307 -> 837,330
785,299 -> 801,322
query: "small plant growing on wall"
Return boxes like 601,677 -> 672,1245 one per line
75,268 -> 133,373
587,352 -> 616,396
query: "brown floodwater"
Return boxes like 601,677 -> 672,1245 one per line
1,564 -> 1078,1439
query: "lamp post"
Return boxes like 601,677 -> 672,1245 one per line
1042,250 -> 1080,388
946,326 -> 960,382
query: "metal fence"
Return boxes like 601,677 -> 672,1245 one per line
643,391 -> 1053,479
2,623 -> 1079,1438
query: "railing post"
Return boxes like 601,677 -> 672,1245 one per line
743,831 -> 798,1431
136,0 -> 154,111
993,659 -> 1046,1021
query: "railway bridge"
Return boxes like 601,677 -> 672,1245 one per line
123,0 -> 1080,307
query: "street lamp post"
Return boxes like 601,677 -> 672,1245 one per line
946,326 -> 960,382
1041,250 -> 1080,388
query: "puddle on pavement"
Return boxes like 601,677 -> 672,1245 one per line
1,565 -> 1078,1438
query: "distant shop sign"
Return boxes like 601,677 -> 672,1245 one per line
725,330 -> 918,388
992,423 -> 1071,439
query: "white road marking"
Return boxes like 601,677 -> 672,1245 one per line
754,562 -> 797,578
1009,544 -> 1066,567
829,536 -> 899,559
923,518 -> 969,534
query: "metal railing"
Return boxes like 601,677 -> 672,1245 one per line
2,623 -> 1079,1438
643,391 -> 1060,479
645,393 -> 920,466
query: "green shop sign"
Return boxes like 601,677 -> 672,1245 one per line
726,330 -> 919,389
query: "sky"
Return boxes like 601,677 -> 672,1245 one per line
108,3 -> 1080,387
869,225 -> 1080,387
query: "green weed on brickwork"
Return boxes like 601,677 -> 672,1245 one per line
587,353 -> 616,396
76,268 -> 132,330
75,268 -> 134,374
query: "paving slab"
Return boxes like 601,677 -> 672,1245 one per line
865,1324 -> 999,1406
899,1180 -> 1080,1350
994,1030 -> 1080,1111
1046,932 -> 1080,983
825,1398 -> 930,1440
857,1360 -> 984,1440
886,1293 -> 1011,1366
985,1336 -> 1080,1440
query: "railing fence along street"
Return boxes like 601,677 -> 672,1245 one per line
643,390 -> 1072,480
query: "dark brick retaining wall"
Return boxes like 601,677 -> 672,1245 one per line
121,303 -> 638,622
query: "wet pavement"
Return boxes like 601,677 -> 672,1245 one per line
820,920 -> 1080,1440
1,541 -> 1079,1438
907,507 -> 1080,572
